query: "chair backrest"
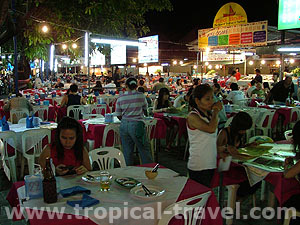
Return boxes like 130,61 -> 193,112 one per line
32,105 -> 49,121
284,130 -> 293,140
158,191 -> 211,225
53,96 -> 63,105
290,108 -> 300,123
102,123 -> 121,148
0,131 -> 17,159
255,110 -> 272,128
18,117 -> 42,124
90,104 -> 106,116
22,128 -> 51,159
89,147 -> 126,170
67,105 -> 85,120
82,114 -> 104,120
143,118 -> 158,141
10,108 -> 30,124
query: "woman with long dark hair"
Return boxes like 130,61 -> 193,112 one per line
39,116 -> 91,175
153,87 -> 179,150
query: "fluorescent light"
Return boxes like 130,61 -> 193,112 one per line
278,47 -> 300,52
49,45 -> 55,71
85,32 -> 89,67
213,50 -> 227,54
91,38 -> 144,46
244,52 -> 254,56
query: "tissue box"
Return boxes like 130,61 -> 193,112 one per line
105,113 -> 113,123
25,174 -> 43,199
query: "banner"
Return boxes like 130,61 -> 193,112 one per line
198,21 -> 268,50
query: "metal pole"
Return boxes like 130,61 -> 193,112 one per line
12,0 -> 18,93
280,31 -> 285,81
87,32 -> 91,92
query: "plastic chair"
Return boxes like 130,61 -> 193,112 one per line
90,104 -> 107,116
89,147 -> 126,170
53,96 -> 63,105
0,131 -> 17,182
224,116 -> 233,128
289,107 -> 300,129
157,191 -> 211,225
283,208 -> 300,225
10,108 -> 30,124
255,109 -> 275,137
67,105 -> 85,121
18,117 -> 42,124
21,128 -> 51,176
143,118 -> 158,161
32,105 -> 49,121
102,123 -> 121,149
284,130 -> 293,140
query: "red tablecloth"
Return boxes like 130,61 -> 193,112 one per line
6,163 -> 222,225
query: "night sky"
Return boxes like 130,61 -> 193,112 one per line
146,0 -> 278,41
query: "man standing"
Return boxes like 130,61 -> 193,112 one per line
254,69 -> 263,84
265,76 -> 294,104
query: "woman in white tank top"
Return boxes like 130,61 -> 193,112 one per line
186,84 -> 223,187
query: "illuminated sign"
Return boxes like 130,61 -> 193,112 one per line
111,44 -> 126,65
278,0 -> 300,30
138,35 -> 159,63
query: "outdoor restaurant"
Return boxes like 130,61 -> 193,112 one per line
2,1 -> 300,225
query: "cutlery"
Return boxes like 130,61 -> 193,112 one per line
151,163 -> 159,172
142,184 -> 152,196
86,174 -> 95,180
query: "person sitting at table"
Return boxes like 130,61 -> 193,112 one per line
251,82 -> 265,99
265,75 -> 294,104
152,77 -> 172,92
92,81 -> 103,94
60,84 -> 86,107
217,112 -> 261,199
283,120 -> 300,224
3,93 -> 33,123
138,79 -> 148,92
153,87 -> 179,151
53,78 -> 64,89
173,87 -> 193,108
226,83 -> 246,105
175,79 -> 184,91
39,116 -> 91,175
115,77 -> 153,166
186,84 -> 223,187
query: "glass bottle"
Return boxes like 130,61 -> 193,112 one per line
42,157 -> 57,203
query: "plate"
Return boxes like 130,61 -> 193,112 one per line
115,177 -> 141,189
82,174 -> 101,183
130,185 -> 165,200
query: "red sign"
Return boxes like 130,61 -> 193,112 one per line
241,32 -> 252,44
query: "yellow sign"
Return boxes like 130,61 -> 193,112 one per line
213,2 -> 247,28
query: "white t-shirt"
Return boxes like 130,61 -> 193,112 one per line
187,110 -> 217,171
173,95 -> 185,108
226,91 -> 245,104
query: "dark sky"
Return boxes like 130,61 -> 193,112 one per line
146,0 -> 278,41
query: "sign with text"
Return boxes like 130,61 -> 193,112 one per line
198,21 -> 268,50
278,0 -> 300,30
138,35 -> 159,63
111,44 -> 126,65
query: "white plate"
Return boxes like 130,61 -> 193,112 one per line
130,185 -> 165,200
82,174 -> 101,183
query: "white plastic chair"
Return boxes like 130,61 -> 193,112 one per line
89,147 -> 126,170
157,191 -> 211,225
18,117 -> 42,124
90,104 -> 107,116
224,116 -> 233,128
289,107 -> 300,129
21,128 -> 51,176
255,109 -> 276,137
32,105 -> 49,121
10,108 -> 30,124
283,208 -> 300,225
0,131 -> 17,182
102,123 -> 121,149
143,118 -> 158,161
53,96 -> 63,105
284,130 -> 293,140
67,105 -> 85,121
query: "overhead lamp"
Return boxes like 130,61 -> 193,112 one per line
205,62 -> 209,66
132,58 -> 137,63
208,65 -> 212,69
261,60 -> 266,65
72,43 -> 78,49
179,60 -> 183,65
62,44 -> 67,50
193,65 -> 198,69
91,38 -> 144,46
290,58 -> 295,64
244,52 -> 254,56
249,61 -> 254,65
278,47 -> 300,52
173,60 -> 177,65
41,25 -> 49,33
276,60 -> 281,65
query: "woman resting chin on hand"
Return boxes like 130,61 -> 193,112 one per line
39,117 -> 91,175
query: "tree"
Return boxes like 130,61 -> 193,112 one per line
1,0 -> 172,75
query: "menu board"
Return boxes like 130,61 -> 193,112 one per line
198,21 -> 268,49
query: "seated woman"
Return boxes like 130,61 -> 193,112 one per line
283,121 -> 300,224
60,84 -> 86,107
226,83 -> 246,105
153,87 -> 179,151
217,112 -> 260,198
92,81 -> 103,94
39,116 -> 91,175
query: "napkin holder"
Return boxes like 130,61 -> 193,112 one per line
105,113 -> 113,123
43,100 -> 50,106
1,116 -> 9,131
24,174 -> 43,199
26,116 -> 34,128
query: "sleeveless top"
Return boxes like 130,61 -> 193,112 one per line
50,144 -> 82,167
187,109 -> 217,171
67,94 -> 81,106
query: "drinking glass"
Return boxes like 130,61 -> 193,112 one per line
99,171 -> 110,191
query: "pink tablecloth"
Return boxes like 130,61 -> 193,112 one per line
6,163 -> 222,225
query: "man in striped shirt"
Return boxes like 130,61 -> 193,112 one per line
115,77 -> 153,165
